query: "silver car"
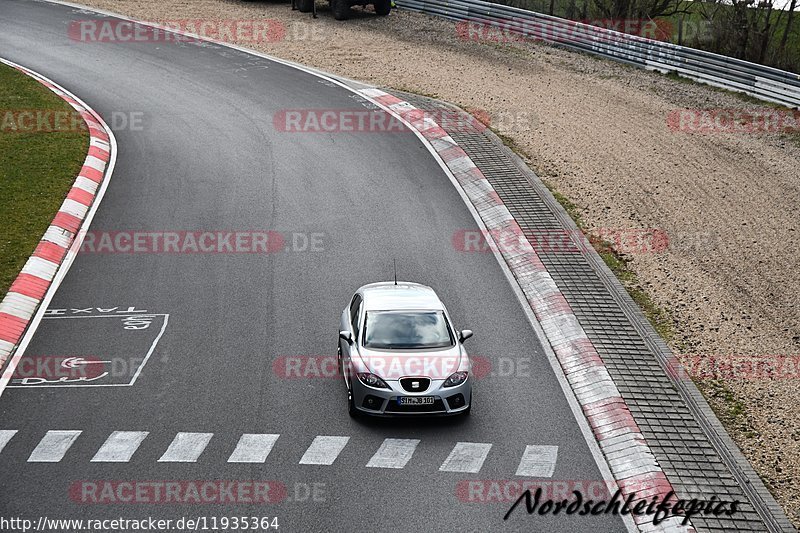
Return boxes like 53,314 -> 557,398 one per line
338,282 -> 473,417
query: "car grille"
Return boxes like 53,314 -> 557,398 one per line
399,377 -> 431,393
385,398 -> 446,413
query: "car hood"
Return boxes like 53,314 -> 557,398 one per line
353,345 -> 467,381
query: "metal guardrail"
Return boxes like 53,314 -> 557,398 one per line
396,0 -> 800,108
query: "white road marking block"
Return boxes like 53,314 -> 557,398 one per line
388,101 -> 416,113
158,432 -> 213,462
439,442 -> 492,473
228,434 -> 280,463
516,445 -> 559,477
89,138 -> 110,151
28,430 -> 81,462
20,257 -> 58,281
448,156 -> 478,174
366,438 -> 420,469
461,178 -> 494,199
73,176 -> 99,195
91,431 -> 149,462
299,436 -> 349,466
42,226 -> 73,248
59,199 -> 89,219
0,293 -> 39,320
0,430 -> 17,453
360,88 -> 387,98
84,155 -> 106,172
481,205 -> 515,227
0,339 -> 14,358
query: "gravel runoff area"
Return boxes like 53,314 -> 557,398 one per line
71,0 -> 800,525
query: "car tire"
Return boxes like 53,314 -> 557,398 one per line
374,0 -> 391,16
297,0 -> 314,12
332,0 -> 350,20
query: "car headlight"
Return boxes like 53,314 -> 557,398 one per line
443,371 -> 469,387
357,372 -> 390,389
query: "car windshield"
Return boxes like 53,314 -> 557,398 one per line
363,310 -> 454,349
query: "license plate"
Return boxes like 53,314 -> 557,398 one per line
398,396 -> 434,405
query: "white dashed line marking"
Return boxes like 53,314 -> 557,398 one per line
0,430 -> 18,454
91,431 -> 149,462
228,434 -> 280,463
299,436 -> 350,466
158,432 -> 213,462
5,428 -> 563,480
439,442 -> 492,473
516,445 -> 559,477
366,438 -> 420,469
28,430 -> 81,462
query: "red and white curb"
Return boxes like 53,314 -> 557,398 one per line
359,88 -> 692,533
0,58 -> 115,393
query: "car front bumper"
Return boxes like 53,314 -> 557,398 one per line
351,376 -> 471,416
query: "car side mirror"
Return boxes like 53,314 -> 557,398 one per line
339,330 -> 353,344
459,329 -> 473,342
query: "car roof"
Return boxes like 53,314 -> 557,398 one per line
360,282 -> 444,311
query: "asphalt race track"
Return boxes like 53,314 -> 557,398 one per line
0,1 -> 627,531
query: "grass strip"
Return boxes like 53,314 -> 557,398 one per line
0,63 -> 89,299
